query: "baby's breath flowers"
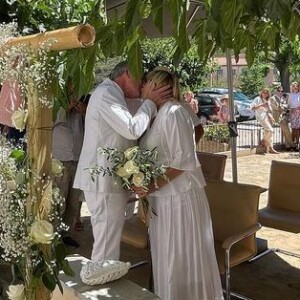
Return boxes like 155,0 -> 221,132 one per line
0,23 -> 55,115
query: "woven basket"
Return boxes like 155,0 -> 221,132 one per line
80,260 -> 131,285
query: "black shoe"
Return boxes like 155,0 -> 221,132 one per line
62,236 -> 80,248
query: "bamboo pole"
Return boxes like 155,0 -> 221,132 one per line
1,24 -> 95,54
26,84 -> 52,300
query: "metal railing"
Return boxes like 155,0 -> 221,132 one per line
197,120 -> 284,153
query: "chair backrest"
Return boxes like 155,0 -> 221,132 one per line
196,151 -> 227,181
205,181 -> 263,246
268,161 -> 300,212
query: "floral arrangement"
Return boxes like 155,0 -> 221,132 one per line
0,23 -> 73,300
0,137 -> 73,300
89,146 -> 167,216
0,23 -> 55,117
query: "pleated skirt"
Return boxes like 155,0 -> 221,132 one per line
149,187 -> 224,300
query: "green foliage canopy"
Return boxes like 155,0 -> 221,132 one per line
3,0 -> 300,104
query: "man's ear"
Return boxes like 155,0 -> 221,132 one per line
124,69 -> 131,78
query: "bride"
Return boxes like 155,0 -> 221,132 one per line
134,68 -> 224,300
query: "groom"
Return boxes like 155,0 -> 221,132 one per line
74,61 -> 171,261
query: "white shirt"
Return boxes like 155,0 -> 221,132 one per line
288,92 -> 300,108
140,101 -> 206,197
52,108 -> 84,161
73,79 -> 157,193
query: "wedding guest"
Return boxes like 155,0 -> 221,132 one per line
269,86 -> 296,151
183,90 -> 199,114
250,88 -> 279,154
52,85 -> 88,247
73,61 -> 172,261
287,82 -> 300,149
218,94 -> 230,123
134,69 -> 224,300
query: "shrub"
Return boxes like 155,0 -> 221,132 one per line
204,124 -> 230,143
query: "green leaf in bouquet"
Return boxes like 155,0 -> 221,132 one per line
42,272 -> 57,291
61,260 -> 75,277
54,240 -> 68,262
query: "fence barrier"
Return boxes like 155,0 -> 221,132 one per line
197,120 -> 284,153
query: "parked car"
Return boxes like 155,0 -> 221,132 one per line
198,88 -> 255,121
194,92 -> 239,124
194,93 -> 220,124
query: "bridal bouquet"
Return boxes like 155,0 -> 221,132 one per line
89,146 -> 167,217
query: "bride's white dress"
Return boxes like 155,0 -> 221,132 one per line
140,101 -> 224,300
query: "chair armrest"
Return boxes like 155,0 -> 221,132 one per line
222,223 -> 261,250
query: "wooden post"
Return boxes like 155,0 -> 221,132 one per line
1,24 -> 95,300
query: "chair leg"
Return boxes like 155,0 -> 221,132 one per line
149,254 -> 154,292
225,249 -> 231,300
249,248 -> 300,262
224,249 -> 254,300
229,291 -> 253,300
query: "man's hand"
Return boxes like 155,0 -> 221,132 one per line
74,101 -> 87,115
141,82 -> 173,108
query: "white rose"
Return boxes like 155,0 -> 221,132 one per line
6,180 -> 16,191
132,172 -> 145,187
115,166 -> 131,178
7,284 -> 25,300
123,160 -> 139,175
11,108 -> 28,131
124,146 -> 139,160
52,159 -> 64,177
30,220 -> 54,244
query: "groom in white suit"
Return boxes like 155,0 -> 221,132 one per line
74,61 -> 171,261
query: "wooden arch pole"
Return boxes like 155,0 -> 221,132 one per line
2,24 -> 95,300
2,24 -> 95,53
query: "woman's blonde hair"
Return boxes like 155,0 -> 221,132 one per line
260,87 -> 270,99
291,81 -> 299,90
144,68 -> 180,101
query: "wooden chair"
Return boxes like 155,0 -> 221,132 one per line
250,160 -> 300,261
196,151 -> 227,181
205,180 -> 263,300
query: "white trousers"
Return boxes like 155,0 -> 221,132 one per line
83,191 -> 127,261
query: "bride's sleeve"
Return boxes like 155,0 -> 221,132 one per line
163,106 -> 199,170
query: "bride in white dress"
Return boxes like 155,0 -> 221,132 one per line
135,68 -> 224,300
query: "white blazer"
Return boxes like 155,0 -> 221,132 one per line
73,79 -> 157,193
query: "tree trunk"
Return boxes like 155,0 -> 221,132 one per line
279,65 -> 290,92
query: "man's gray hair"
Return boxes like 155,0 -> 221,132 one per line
109,61 -> 128,80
